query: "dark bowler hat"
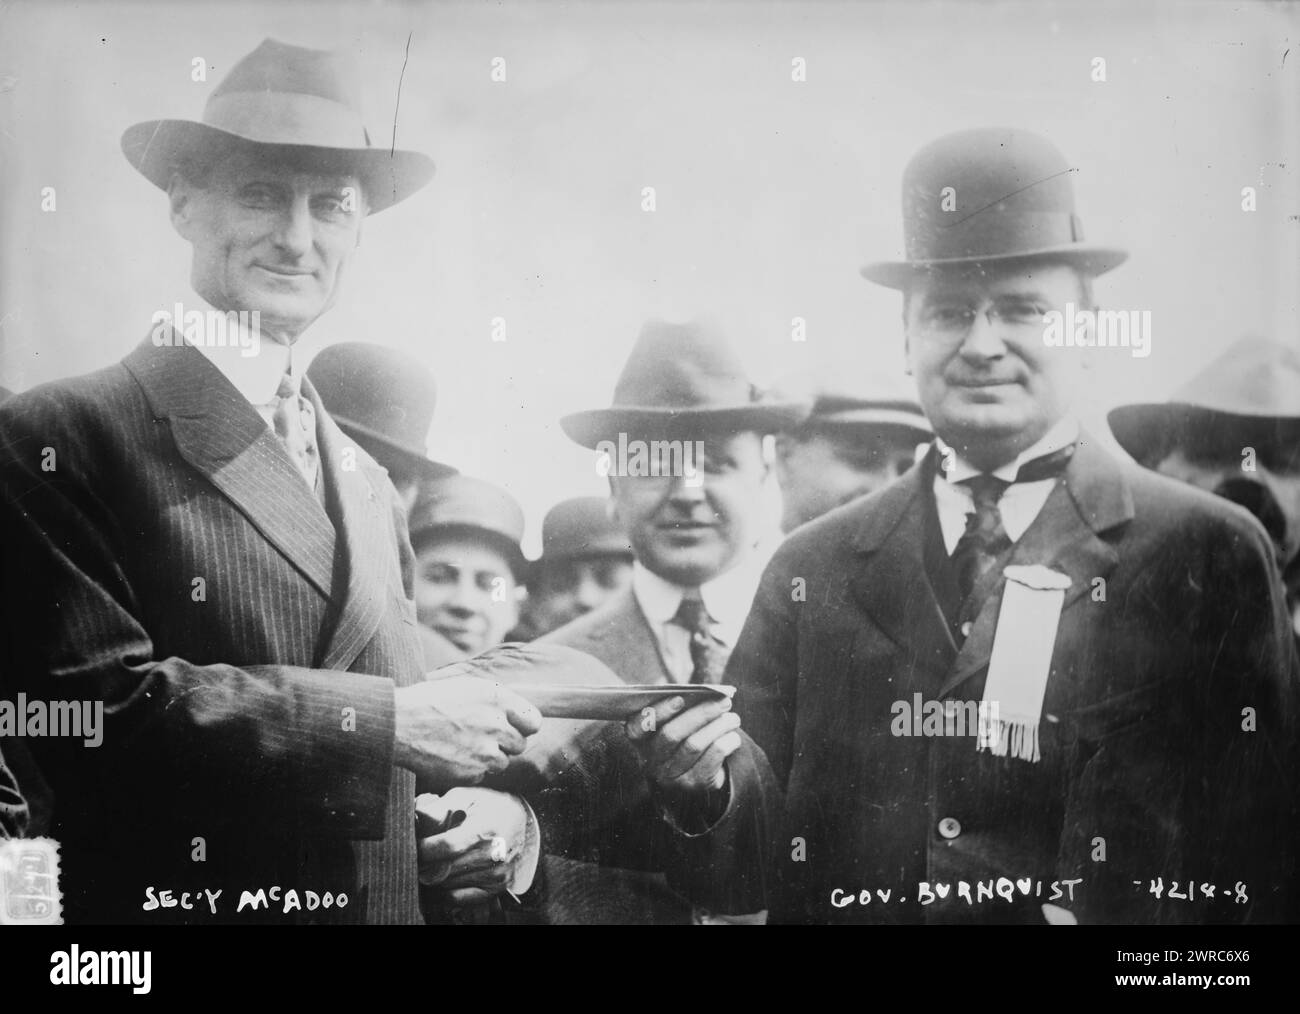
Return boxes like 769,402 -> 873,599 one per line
774,371 -> 932,437
1108,338 -> 1300,465
408,475 -> 529,579
862,127 -> 1127,290
536,497 -> 633,565
560,318 -> 807,448
121,38 -> 435,214
307,342 -> 456,481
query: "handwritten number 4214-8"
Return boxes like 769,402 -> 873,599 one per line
1135,879 -> 1249,904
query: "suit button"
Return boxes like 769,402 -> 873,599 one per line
960,621 -> 973,637
937,817 -> 962,839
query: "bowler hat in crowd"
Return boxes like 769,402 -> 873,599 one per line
307,342 -> 456,481
535,497 -> 633,568
1108,338 -> 1300,466
560,318 -> 806,448
408,475 -> 529,580
122,38 -> 435,214
862,127 -> 1127,289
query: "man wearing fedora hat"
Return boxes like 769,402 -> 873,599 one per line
512,497 -> 635,641
772,371 -> 932,533
1109,337 -> 1300,642
511,318 -> 796,924
705,128 -> 1296,923
0,39 -> 545,923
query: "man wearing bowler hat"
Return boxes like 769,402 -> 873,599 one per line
513,497 -> 634,640
1109,337 -> 1300,641
0,39 -> 544,923
517,318 -> 796,924
307,342 -> 458,510
772,371 -> 932,532
309,342 -> 465,668
707,128 -> 1296,923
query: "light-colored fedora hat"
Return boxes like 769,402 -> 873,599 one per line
1108,338 -> 1300,465
560,318 -> 807,449
121,38 -> 435,214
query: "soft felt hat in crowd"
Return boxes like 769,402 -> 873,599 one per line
560,318 -> 807,448
408,475 -> 529,579
535,497 -> 633,565
773,371 -> 932,437
1108,338 -> 1300,465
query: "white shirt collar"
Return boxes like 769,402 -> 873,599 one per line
632,533 -> 780,648
176,291 -> 296,407
935,416 -> 1080,485
930,417 -> 1080,553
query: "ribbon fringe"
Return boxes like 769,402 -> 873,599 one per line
978,716 -> 1041,763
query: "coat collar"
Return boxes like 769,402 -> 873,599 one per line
125,333 -> 338,600
558,586 -> 673,684
308,374 -> 399,672
124,335 -> 397,671
848,431 -> 1134,694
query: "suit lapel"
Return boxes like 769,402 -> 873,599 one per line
939,434 -> 1132,697
849,456 -> 959,684
306,377 -> 397,673
576,589 -> 674,684
124,335 -> 337,599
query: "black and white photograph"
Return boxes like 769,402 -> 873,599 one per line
0,0 -> 1297,989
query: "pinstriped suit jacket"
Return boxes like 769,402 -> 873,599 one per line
0,335 -> 426,924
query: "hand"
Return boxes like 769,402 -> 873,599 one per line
394,676 -> 542,791
415,787 -> 537,906
624,694 -> 742,795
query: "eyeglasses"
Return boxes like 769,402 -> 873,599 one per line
915,297 -> 1051,334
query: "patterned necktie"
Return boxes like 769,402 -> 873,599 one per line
951,474 -> 1013,601
948,443 -> 1076,601
672,592 -> 729,684
271,371 -> 319,491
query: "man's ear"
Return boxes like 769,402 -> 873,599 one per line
168,174 -> 196,240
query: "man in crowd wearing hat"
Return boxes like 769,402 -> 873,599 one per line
0,39 -> 544,923
409,475 -> 530,658
1109,337 -> 1300,642
513,318 -> 795,924
701,128 -> 1296,923
512,497 -> 634,640
308,342 -> 466,668
772,371 -> 932,532
307,342 -> 457,511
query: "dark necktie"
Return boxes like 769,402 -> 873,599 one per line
672,593 -> 729,684
948,443 -> 1076,601
951,474 -> 1013,601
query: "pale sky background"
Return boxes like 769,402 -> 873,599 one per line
2,0 -> 1297,554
